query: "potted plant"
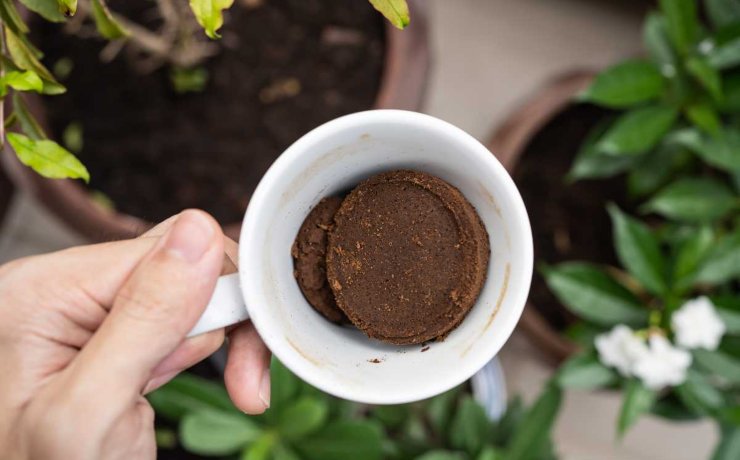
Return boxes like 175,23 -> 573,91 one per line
148,359 -> 563,460
0,0 -> 430,241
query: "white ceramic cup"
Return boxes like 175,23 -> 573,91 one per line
189,110 -> 533,404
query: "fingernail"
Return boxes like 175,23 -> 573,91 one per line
258,370 -> 271,409
164,210 -> 215,262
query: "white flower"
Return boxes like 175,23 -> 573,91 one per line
671,296 -> 726,351
632,335 -> 692,390
595,325 -> 648,377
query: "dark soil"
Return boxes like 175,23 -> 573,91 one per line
34,0 -> 384,224
512,104 -> 630,331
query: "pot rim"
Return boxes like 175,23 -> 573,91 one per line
1,0 -> 431,241
486,70 -> 596,365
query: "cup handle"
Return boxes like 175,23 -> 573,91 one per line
188,273 -> 249,337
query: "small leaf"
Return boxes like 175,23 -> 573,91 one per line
579,60 -> 664,108
567,119 -> 636,181
180,410 -> 261,456
12,92 -> 46,140
277,397 -> 328,441
672,225 -> 714,291
5,28 -> 64,95
706,0 -> 740,29
675,369 -> 725,415
596,106 -> 678,155
695,230 -> 740,285
242,433 -> 276,460
506,384 -> 562,460
295,421 -> 383,460
18,0 -> 65,22
708,37 -> 740,69
0,0 -> 29,36
426,386 -> 461,436
368,0 -> 410,29
91,0 -> 128,39
685,102 -> 721,135
147,372 -> 238,421
694,349 -> 740,383
617,380 -> 656,437
644,13 -> 676,69
542,262 -> 648,327
273,443 -> 301,460
7,132 -> 88,182
448,396 -> 490,456
0,70 -> 43,95
476,446 -> 505,460
555,352 -> 619,390
608,205 -> 668,296
57,0 -> 76,16
681,129 -> 740,172
686,56 -> 722,100
414,451 -> 466,460
659,0 -> 698,54
627,144 -> 686,198
712,425 -> 740,460
642,178 -> 736,223
189,0 -> 234,39
371,404 -> 409,429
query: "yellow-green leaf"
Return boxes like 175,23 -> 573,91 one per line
57,0 -> 76,16
189,0 -> 234,39
91,0 -> 128,39
368,0 -> 410,29
0,0 -> 30,35
7,132 -> 89,182
0,70 -> 43,96
18,0 -> 66,22
5,28 -> 65,95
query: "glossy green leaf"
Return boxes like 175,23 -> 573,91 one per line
694,349 -> 740,383
0,70 -> 43,96
618,380 -> 656,437
12,92 -> 46,140
189,0 -> 234,39
18,0 -> 65,21
579,60 -> 664,108
659,0 -> 698,54
180,410 -> 261,455
642,178 -> 736,222
449,396 -> 490,456
414,451 -> 466,460
555,352 -> 619,390
695,230 -> 740,285
673,225 -> 714,291
506,384 -> 562,460
369,0 -> 410,29
608,205 -> 668,295
685,102 -> 721,135
295,421 -> 383,460
675,369 -> 724,415
5,28 -> 64,95
147,373 -> 238,421
627,144 -> 685,198
7,132 -> 88,182
91,0 -> 128,39
277,397 -> 328,440
597,106 -> 678,155
57,0 -> 76,16
542,262 -> 648,327
687,56 -> 722,99
644,13 -> 676,69
712,426 -> 740,460
567,119 -> 636,180
706,0 -> 740,29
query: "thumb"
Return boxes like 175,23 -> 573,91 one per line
69,210 -> 225,398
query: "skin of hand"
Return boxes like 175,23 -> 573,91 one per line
0,210 -> 271,460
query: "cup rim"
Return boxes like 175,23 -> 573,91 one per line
239,109 -> 533,403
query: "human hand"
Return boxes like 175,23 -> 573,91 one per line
0,210 -> 271,460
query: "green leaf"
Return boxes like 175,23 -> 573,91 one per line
672,225 -> 714,291
0,70 -> 43,95
694,349 -> 740,383
617,380 -> 656,437
695,230 -> 740,285
608,205 -> 668,295
659,0 -> 698,54
684,129 -> 740,172
147,372 -> 238,421
57,0 -> 76,16
368,0 -> 410,29
449,396 -> 490,456
563,322 -> 601,348
686,56 -> 723,100
371,404 -> 409,429
273,443 -> 301,460
685,102 -> 721,135
426,386 -> 461,436
567,119 -> 636,181
721,73 -> 740,111
644,13 -> 676,69
170,66 -> 208,93
717,307 -> 740,334
652,397 -> 702,421
597,106 -> 678,155
180,410 -> 261,456
476,446 -> 504,460
12,92 -> 46,140
627,144 -> 686,198
555,352 -> 619,390
5,28 -> 64,95
642,178 -> 736,223
18,0 -> 65,22
713,426 -> 740,460
189,0 -> 234,39
675,369 -> 724,415
0,0 -> 29,36
579,60 -> 664,108
542,262 -> 648,327
277,397 -> 329,441
7,132 -> 88,182
295,421 -> 383,460
708,37 -> 740,69
414,451 -> 466,460
506,384 -> 562,460
706,0 -> 740,29
91,0 -> 128,39
242,433 -> 276,460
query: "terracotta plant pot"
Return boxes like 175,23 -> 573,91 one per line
487,71 -> 598,364
1,0 -> 431,242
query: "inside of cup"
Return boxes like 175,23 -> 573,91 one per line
241,110 -> 532,404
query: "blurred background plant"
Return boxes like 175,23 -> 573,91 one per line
542,0 -> 740,457
149,359 -> 562,460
